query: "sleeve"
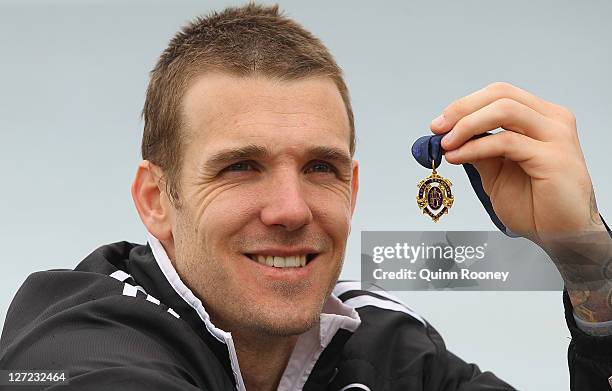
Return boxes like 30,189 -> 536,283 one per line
42,367 -> 204,391
559,213 -> 612,390
573,315 -> 612,337
0,300 -> 202,391
0,271 -> 233,391
564,289 -> 612,391
563,214 -> 612,391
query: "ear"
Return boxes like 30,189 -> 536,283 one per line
350,159 -> 359,216
131,160 -> 174,242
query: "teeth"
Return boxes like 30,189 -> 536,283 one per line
287,256 -> 296,267
273,256 -> 283,267
250,254 -> 308,268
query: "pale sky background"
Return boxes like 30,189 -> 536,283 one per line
1,1 -> 611,389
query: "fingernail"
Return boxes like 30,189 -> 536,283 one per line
432,114 -> 445,128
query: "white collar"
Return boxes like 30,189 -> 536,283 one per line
146,231 -> 361,391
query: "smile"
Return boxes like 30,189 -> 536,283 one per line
245,254 -> 317,268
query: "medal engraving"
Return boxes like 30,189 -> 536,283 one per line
416,161 -> 454,222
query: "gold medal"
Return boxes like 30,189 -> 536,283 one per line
416,159 -> 454,222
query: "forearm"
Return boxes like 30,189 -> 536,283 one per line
568,270 -> 612,323
545,202 -> 612,323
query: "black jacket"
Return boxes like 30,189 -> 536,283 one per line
0,239 -> 611,390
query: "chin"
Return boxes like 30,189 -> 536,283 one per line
260,311 -> 320,337
246,297 -> 323,337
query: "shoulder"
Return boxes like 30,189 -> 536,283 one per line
0,260 -> 233,389
1,243 -> 183,341
333,281 -> 447,372
0,251 -> 215,386
326,282 -> 514,390
0,266 -> 187,355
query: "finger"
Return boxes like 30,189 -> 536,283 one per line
431,82 -> 564,133
445,131 -> 545,176
469,158 -> 503,196
441,98 -> 558,151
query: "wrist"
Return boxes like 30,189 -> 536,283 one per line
550,230 -> 612,323
569,283 -> 612,323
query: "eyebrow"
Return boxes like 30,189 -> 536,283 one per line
202,144 -> 272,171
200,144 -> 352,172
307,146 -> 353,169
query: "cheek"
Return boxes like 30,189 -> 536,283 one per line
195,186 -> 262,245
308,190 -> 352,240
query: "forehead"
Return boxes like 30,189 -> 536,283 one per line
180,73 -> 351,154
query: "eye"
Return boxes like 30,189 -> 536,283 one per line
305,161 -> 336,174
223,161 -> 256,172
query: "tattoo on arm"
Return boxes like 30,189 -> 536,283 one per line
546,192 -> 612,322
572,288 -> 612,323
565,257 -> 612,323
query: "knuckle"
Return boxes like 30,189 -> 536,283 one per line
558,105 -> 576,124
563,125 -> 579,143
494,98 -> 517,118
488,81 -> 514,96
444,100 -> 467,119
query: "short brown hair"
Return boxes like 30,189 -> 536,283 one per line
141,2 -> 355,207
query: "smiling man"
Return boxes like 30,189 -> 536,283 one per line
142,73 -> 359,388
156,74 -> 357,339
2,3 -> 612,391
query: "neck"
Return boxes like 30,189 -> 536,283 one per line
233,331 -> 298,391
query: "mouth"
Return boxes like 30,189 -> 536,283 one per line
244,253 -> 318,268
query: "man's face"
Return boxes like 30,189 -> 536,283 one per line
169,73 -> 358,337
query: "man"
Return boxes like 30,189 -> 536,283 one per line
1,3 -> 611,390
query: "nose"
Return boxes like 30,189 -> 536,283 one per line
260,170 -> 313,231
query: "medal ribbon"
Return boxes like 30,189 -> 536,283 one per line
411,132 -> 519,236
